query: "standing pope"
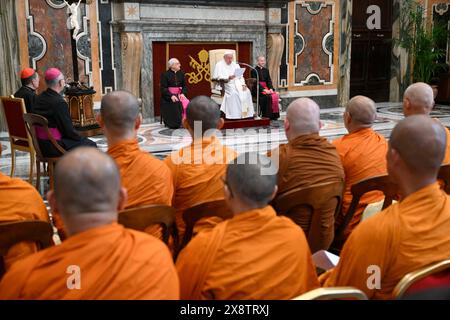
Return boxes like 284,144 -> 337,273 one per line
213,51 -> 254,119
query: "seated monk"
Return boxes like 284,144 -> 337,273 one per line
176,152 -> 319,299
322,115 -> 450,299
164,96 -> 237,238
270,98 -> 344,252
0,147 -> 49,270
98,90 -> 173,209
0,148 -> 179,299
333,96 -> 388,241
403,82 -> 450,164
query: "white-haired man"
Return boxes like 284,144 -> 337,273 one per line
160,58 -> 189,129
213,51 -> 254,119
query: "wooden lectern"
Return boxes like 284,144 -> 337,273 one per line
65,82 -> 102,137
64,0 -> 101,137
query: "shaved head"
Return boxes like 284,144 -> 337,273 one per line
286,98 -> 320,136
389,115 -> 446,176
403,82 -> 435,116
186,95 -> 221,135
100,90 -> 140,137
346,95 -> 376,127
53,148 -> 121,220
226,152 -> 277,208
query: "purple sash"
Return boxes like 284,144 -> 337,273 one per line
259,81 -> 279,113
169,87 -> 189,120
36,127 -> 62,141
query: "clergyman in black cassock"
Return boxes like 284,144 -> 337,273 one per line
251,57 -> 280,120
160,58 -> 188,129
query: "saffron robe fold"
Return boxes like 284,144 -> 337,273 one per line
272,134 -> 344,252
0,223 -> 179,299
332,128 -> 388,237
323,183 -> 450,299
164,136 -> 237,237
176,206 -> 319,300
108,139 -> 174,208
0,173 -> 49,270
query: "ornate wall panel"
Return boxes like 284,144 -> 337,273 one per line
294,1 -> 335,86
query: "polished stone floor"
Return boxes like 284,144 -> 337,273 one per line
2,102 -> 450,196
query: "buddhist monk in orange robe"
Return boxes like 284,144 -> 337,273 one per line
0,148 -> 179,299
98,90 -> 173,208
176,152 -> 319,299
332,96 -> 388,239
403,82 -> 450,164
322,115 -> 450,299
270,98 -> 344,252
0,172 -> 49,270
164,96 -> 237,238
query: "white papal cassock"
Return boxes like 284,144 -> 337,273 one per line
213,60 -> 255,119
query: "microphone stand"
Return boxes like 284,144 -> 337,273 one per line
237,62 -> 261,120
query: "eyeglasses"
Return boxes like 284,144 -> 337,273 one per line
221,176 -> 234,198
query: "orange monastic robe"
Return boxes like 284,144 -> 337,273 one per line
108,139 -> 173,208
332,128 -> 388,236
176,206 -> 319,299
0,223 -> 179,299
164,135 -> 237,236
323,182 -> 450,299
443,127 -> 450,164
0,173 -> 49,269
272,133 -> 344,252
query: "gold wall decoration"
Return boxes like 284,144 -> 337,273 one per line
186,49 -> 211,84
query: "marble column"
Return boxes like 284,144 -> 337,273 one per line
338,0 -> 352,108
266,8 -> 285,90
120,32 -> 143,100
390,0 -> 412,102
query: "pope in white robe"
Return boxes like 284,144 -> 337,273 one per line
213,51 -> 255,119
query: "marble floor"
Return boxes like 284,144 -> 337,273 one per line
2,102 -> 450,196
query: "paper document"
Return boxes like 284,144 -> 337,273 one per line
312,250 -> 340,271
234,67 -> 246,78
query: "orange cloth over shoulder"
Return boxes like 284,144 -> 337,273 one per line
176,206 -> 319,299
109,139 -> 174,240
271,133 -> 344,252
108,139 -> 174,208
0,223 -> 179,299
332,128 -> 388,237
164,135 -> 237,237
0,173 -> 49,270
323,183 -> 450,299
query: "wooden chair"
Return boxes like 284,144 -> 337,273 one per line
292,287 -> 368,300
0,220 -> 54,279
438,164 -> 450,194
246,77 -> 257,93
180,199 -> 233,251
332,174 -> 398,248
393,260 -> 450,299
273,181 -> 344,253
0,96 -> 35,183
23,113 -> 66,191
118,204 -> 177,246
